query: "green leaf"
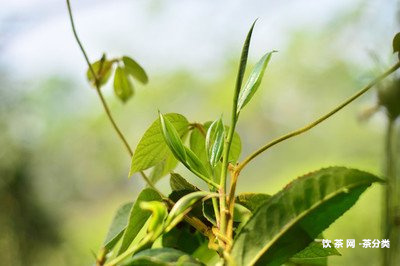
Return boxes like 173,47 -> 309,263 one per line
165,191 -> 217,231
206,118 -> 225,167
232,167 -> 382,266
289,239 -> 341,266
170,173 -> 200,192
118,188 -> 162,255
237,51 -> 275,113
114,66 -> 134,102
233,20 -> 257,109
184,147 -> 211,179
140,201 -> 168,235
190,122 -> 242,165
159,112 -> 188,164
122,56 -> 149,84
130,113 -> 189,175
162,223 -> 206,254
393,32 -> 400,53
86,56 -> 113,87
149,154 -> 178,184
121,248 -> 204,266
202,200 -> 251,226
235,192 -> 271,212
103,202 -> 133,251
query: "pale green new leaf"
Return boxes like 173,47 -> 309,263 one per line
103,202 -> 133,251
237,51 -> 275,113
86,56 -> 113,87
159,112 -> 188,164
206,118 -> 225,167
130,113 -> 189,175
122,56 -> 149,84
121,248 -> 204,266
140,201 -> 168,236
184,147 -> 211,180
232,167 -> 382,266
149,154 -> 178,184
114,66 -> 134,102
118,188 -> 162,255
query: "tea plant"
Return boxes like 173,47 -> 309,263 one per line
66,1 -> 400,265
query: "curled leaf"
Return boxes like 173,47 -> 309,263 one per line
237,51 -> 276,113
206,118 -> 225,167
159,112 -> 187,164
140,201 -> 168,236
86,56 -> 113,87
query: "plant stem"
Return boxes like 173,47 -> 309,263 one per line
236,61 -> 400,173
66,0 -> 159,192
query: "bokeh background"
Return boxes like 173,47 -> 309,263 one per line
1,0 -> 399,265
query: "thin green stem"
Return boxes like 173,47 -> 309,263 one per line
236,61 -> 400,173
66,0 -> 159,192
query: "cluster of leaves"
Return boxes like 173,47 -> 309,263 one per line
87,54 -> 148,102
87,25 -> 400,266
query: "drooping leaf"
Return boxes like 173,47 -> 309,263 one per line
235,192 -> 271,212
237,51 -> 276,113
118,188 -> 162,255
206,118 -> 225,167
121,248 -> 204,266
140,201 -> 168,235
86,56 -> 113,87
130,113 -> 189,175
162,223 -> 206,254
114,66 -> 134,102
232,167 -> 382,266
288,238 -> 341,266
103,202 -> 133,251
159,112 -> 188,164
170,173 -> 200,192
122,56 -> 149,84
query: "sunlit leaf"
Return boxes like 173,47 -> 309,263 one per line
114,66 -> 134,102
121,248 -> 204,266
122,56 -> 149,84
206,118 -> 225,167
130,113 -> 189,175
140,201 -> 168,235
149,154 -> 178,184
118,188 -> 162,255
103,202 -> 133,251
237,51 -> 275,113
159,112 -> 188,164
232,167 -> 382,266
184,147 -> 211,179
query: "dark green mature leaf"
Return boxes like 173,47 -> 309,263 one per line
393,32 -> 400,53
122,56 -> 149,84
170,173 -> 200,192
121,248 -> 204,266
86,56 -> 113,87
233,20 -> 257,109
232,167 -> 382,266
118,188 -> 162,255
114,66 -> 134,102
237,51 -> 275,113
235,192 -> 271,212
130,113 -> 189,175
103,202 -> 133,251
160,113 -> 188,165
289,239 -> 341,266
162,223 -> 205,254
206,118 -> 225,167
